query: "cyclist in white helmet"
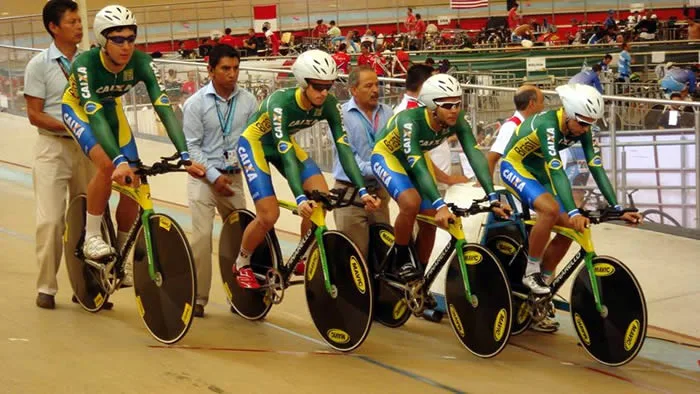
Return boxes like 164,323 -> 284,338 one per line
233,49 -> 380,289
500,84 -> 641,301
371,74 -> 510,282
61,5 -> 205,280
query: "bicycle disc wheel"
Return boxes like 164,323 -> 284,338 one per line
133,214 -> 196,344
305,231 -> 373,352
219,209 -> 280,320
483,234 -> 531,334
63,195 -> 111,313
368,224 -> 411,328
570,256 -> 647,366
445,244 -> 512,358
642,209 -> 681,227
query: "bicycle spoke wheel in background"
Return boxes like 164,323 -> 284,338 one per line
642,209 -> 681,227
133,214 -> 196,344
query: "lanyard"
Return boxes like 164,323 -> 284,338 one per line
214,95 -> 237,137
357,108 -> 380,147
56,57 -> 71,80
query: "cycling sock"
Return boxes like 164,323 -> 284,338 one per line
542,269 -> 554,285
525,256 -> 542,277
85,213 -> 103,240
116,231 -> 128,250
235,248 -> 252,269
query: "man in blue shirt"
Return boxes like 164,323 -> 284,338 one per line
660,66 -> 699,98
617,42 -> 632,82
569,64 -> 604,93
184,45 -> 258,317
599,54 -> 613,71
332,65 -> 393,256
604,10 -> 617,31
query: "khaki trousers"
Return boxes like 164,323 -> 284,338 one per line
332,182 -> 391,258
33,134 -> 95,296
187,173 -> 246,306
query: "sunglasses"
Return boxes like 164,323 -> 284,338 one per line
574,115 -> 593,128
106,35 -> 137,45
308,81 -> 334,92
435,100 -> 462,110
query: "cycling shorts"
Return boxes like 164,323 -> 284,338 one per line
61,96 -> 139,166
370,150 -> 438,212
500,160 -> 565,213
237,134 -> 322,202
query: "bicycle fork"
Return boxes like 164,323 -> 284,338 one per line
310,206 -> 337,298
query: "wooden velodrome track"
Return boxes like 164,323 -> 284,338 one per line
0,162 -> 699,393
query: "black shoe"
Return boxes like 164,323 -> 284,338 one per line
193,304 -> 205,318
396,261 -> 422,282
71,294 -> 113,310
36,293 -> 55,309
389,244 -> 422,283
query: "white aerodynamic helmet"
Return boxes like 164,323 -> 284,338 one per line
418,74 -> 463,110
556,83 -> 604,122
291,50 -> 338,88
94,5 -> 137,47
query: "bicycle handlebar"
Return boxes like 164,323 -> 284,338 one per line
581,207 -> 638,224
447,196 -> 492,218
304,188 -> 375,211
124,152 -> 189,184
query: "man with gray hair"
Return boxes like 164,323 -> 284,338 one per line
332,66 -> 393,256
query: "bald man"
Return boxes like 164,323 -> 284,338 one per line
488,85 -> 545,176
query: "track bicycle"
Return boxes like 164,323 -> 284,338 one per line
484,198 -> 647,366
218,188 -> 373,352
368,197 -> 513,358
64,154 -> 197,344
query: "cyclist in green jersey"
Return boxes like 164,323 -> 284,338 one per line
372,74 -> 510,282
500,84 -> 640,294
233,50 -> 380,289
62,5 -> 205,263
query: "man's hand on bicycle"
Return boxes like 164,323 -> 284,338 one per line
490,201 -> 512,219
298,200 -> 316,218
112,162 -> 139,187
570,214 -> 590,232
214,175 -> 235,197
185,161 -> 206,178
436,205 -> 457,228
361,194 -> 381,212
621,210 -> 643,225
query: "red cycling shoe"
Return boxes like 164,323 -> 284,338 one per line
233,265 -> 261,289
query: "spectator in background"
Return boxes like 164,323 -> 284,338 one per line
415,13 -> 426,45
331,43 -> 351,74
424,57 -> 436,70
604,10 -> 617,31
199,37 -> 213,57
345,30 -> 360,53
569,64 -> 604,93
219,27 -> 238,48
182,70 -> 199,97
312,19 -> 328,38
660,64 -> 699,98
637,10 -> 658,40
599,54 -> 613,71
507,3 -> 520,29
617,41 -> 632,83
262,25 -> 279,56
357,41 -> 374,67
328,20 -> 341,39
242,28 -> 258,57
405,7 -> 417,33
361,29 -> 376,50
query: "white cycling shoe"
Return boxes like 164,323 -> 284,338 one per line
83,235 -> 115,260
121,259 -> 133,287
522,273 -> 551,295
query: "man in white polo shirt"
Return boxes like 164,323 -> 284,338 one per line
24,0 -> 101,310
487,85 -> 545,177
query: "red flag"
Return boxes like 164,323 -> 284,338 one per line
253,5 -> 278,32
450,0 -> 488,9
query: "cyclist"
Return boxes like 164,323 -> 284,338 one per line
500,84 -> 641,295
61,5 -> 205,267
371,74 -> 509,282
660,64 -> 699,99
234,49 -> 380,289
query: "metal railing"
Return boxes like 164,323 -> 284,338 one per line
0,44 -> 696,230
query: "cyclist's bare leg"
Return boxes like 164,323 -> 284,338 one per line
115,193 -> 139,233
528,193 -> 561,259
86,145 -> 114,216
416,208 -> 437,265
394,188 -> 421,246
239,196 -> 280,257
542,213 -> 574,276
301,174 -> 329,235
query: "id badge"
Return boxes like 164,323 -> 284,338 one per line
225,149 -> 238,168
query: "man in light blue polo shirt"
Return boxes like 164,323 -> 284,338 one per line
183,45 -> 258,317
24,0 -> 104,310
332,65 -> 393,257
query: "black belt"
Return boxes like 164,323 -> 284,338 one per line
217,167 -> 241,175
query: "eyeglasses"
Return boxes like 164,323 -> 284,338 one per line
308,81 -> 334,92
106,35 -> 137,45
435,100 -> 462,110
574,114 -> 593,128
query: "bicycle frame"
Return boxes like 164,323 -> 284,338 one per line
111,180 -> 159,282
277,201 -> 333,295
415,214 -> 477,305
